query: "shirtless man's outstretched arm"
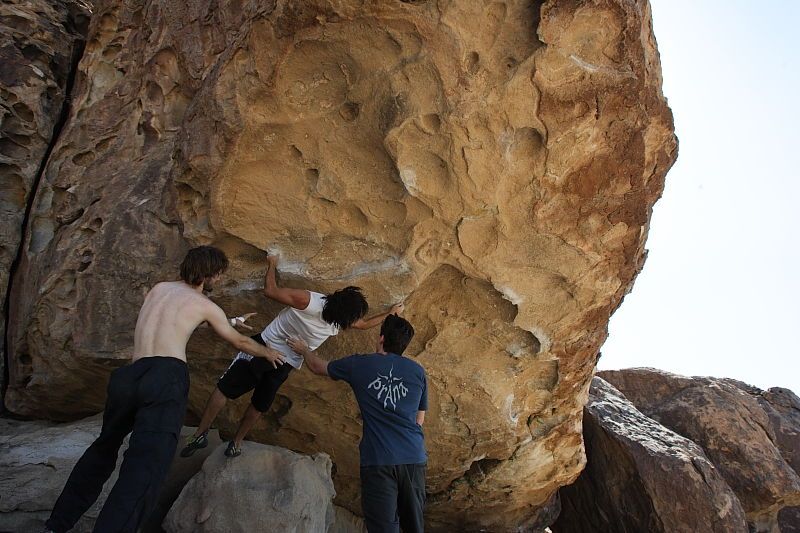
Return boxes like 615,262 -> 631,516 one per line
201,300 -> 285,368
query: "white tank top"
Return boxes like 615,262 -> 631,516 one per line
234,292 -> 338,369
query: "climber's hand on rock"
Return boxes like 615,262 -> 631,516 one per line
390,303 -> 405,315
266,254 -> 279,268
287,337 -> 309,356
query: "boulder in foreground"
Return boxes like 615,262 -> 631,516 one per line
164,442 -> 336,533
4,0 -> 677,527
0,415 -> 220,532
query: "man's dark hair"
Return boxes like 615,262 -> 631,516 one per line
322,286 -> 369,330
180,246 -> 229,286
380,314 -> 415,355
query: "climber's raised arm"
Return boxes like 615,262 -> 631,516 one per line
352,303 -> 405,330
263,254 -> 311,309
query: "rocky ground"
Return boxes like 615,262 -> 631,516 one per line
0,417 -> 222,532
0,415 -> 365,533
2,368 -> 796,532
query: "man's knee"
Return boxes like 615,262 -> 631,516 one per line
250,397 -> 273,413
91,432 -> 128,454
212,387 -> 229,402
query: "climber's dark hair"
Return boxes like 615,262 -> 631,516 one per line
180,246 -> 229,286
322,286 -> 369,330
380,314 -> 415,355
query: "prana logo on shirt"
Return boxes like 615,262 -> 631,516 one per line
368,365 -> 408,410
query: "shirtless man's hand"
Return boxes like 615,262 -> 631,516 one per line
230,312 -> 257,331
202,300 -> 286,368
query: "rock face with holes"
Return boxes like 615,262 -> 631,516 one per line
552,378 -> 748,533
4,0 -> 676,530
600,369 -> 800,532
0,0 -> 90,387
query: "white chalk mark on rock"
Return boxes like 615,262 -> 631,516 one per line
569,54 -> 599,73
399,168 -> 420,196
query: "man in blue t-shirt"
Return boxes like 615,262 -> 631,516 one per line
289,314 -> 427,533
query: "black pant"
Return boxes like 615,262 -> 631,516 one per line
217,334 -> 293,412
361,463 -> 426,533
46,357 -> 189,533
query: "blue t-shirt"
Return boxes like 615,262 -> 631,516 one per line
328,353 -> 428,467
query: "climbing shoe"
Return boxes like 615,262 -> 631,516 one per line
224,441 -> 242,458
180,431 -> 209,458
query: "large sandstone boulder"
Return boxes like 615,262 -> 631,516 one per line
4,0 -> 677,529
0,415 -> 220,533
164,442 -> 336,533
552,378 -> 748,533
0,0 -> 90,387
600,368 -> 800,532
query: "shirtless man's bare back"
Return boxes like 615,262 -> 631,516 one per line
132,279 -> 284,365
44,246 -> 282,533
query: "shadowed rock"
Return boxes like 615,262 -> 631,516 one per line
552,377 -> 748,533
0,415 -> 220,532
600,368 -> 800,532
0,0 -> 90,393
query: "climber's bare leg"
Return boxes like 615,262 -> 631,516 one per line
232,404 -> 262,447
194,387 -> 227,437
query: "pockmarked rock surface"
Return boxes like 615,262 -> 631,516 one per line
4,0 -> 677,529
164,442 -> 335,533
552,377 -> 748,533
0,415 -> 220,533
0,0 -> 90,387
600,368 -> 800,532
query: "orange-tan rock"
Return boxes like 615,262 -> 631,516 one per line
4,1 -> 676,529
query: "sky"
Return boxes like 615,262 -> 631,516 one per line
598,0 -> 800,393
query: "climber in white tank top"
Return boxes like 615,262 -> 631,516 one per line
182,253 -> 404,458
233,291 -> 338,369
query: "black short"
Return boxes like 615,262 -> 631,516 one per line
217,334 -> 292,412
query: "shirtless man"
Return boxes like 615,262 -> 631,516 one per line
43,246 -> 284,533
